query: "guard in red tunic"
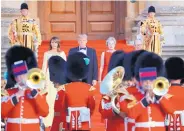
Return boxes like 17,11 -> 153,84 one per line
158,57 -> 184,131
99,50 -> 126,131
119,52 -> 167,131
48,56 -> 67,131
1,46 -> 49,131
62,52 -> 96,131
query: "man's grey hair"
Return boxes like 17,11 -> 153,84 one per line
78,34 -> 88,40
106,37 -> 116,46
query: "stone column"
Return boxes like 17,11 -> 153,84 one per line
124,1 -> 139,44
1,1 -> 24,76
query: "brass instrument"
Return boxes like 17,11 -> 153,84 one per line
26,68 -> 45,89
152,77 -> 170,96
100,66 -> 136,114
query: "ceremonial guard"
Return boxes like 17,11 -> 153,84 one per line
119,51 -> 168,131
1,46 -> 49,131
158,57 -> 184,131
8,3 -> 41,52
141,6 -> 164,55
61,52 -> 96,130
99,50 -> 126,131
48,56 -> 67,131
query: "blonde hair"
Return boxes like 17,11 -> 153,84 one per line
106,37 -> 116,46
78,34 -> 88,40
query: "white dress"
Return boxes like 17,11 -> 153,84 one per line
41,51 -> 66,127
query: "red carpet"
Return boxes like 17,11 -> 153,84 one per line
38,40 -> 134,131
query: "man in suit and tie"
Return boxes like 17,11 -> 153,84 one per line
68,34 -> 98,86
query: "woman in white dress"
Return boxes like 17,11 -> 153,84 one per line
42,36 -> 66,130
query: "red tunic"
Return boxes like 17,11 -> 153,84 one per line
101,51 -> 113,80
159,84 -> 184,131
119,87 -> 166,131
61,82 -> 96,131
99,95 -> 125,131
50,86 -> 67,131
1,88 -> 49,131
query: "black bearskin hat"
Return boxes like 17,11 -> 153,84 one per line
148,6 -> 156,13
108,50 -> 125,72
5,46 -> 37,89
134,52 -> 164,81
20,3 -> 28,10
48,56 -> 66,85
124,50 -> 147,80
66,52 -> 90,81
165,57 -> 184,80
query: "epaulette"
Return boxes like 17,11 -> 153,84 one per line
102,95 -> 110,100
127,99 -> 137,109
57,85 -> 66,92
89,86 -> 96,91
165,94 -> 173,99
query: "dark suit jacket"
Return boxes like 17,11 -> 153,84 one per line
68,47 -> 98,85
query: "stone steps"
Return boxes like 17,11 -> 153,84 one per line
161,44 -> 184,61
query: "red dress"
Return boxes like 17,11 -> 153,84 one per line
101,51 -> 113,80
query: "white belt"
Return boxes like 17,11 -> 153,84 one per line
18,32 -> 33,36
128,118 -> 135,123
135,121 -> 165,128
174,110 -> 184,115
7,118 -> 39,124
174,110 -> 184,126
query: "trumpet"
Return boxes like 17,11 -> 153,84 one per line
26,68 -> 45,89
100,66 -> 136,114
152,77 -> 170,96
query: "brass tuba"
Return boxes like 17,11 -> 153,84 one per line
100,66 -> 135,114
152,77 -> 170,96
26,68 -> 45,89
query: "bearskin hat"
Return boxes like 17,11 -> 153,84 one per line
108,50 -> 125,72
181,79 -> 184,85
66,52 -> 90,81
123,50 -> 147,80
20,3 -> 28,10
5,46 -> 37,89
48,56 -> 66,85
165,57 -> 184,80
148,6 -> 156,13
134,52 -> 164,81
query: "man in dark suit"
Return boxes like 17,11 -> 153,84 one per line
68,34 -> 98,86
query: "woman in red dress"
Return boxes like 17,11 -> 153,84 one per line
99,37 -> 116,82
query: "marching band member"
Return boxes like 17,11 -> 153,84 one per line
99,50 -> 126,131
1,46 -> 49,131
158,57 -> 184,131
119,51 -> 167,131
61,52 -> 96,130
48,56 -> 67,131
122,50 -> 147,131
